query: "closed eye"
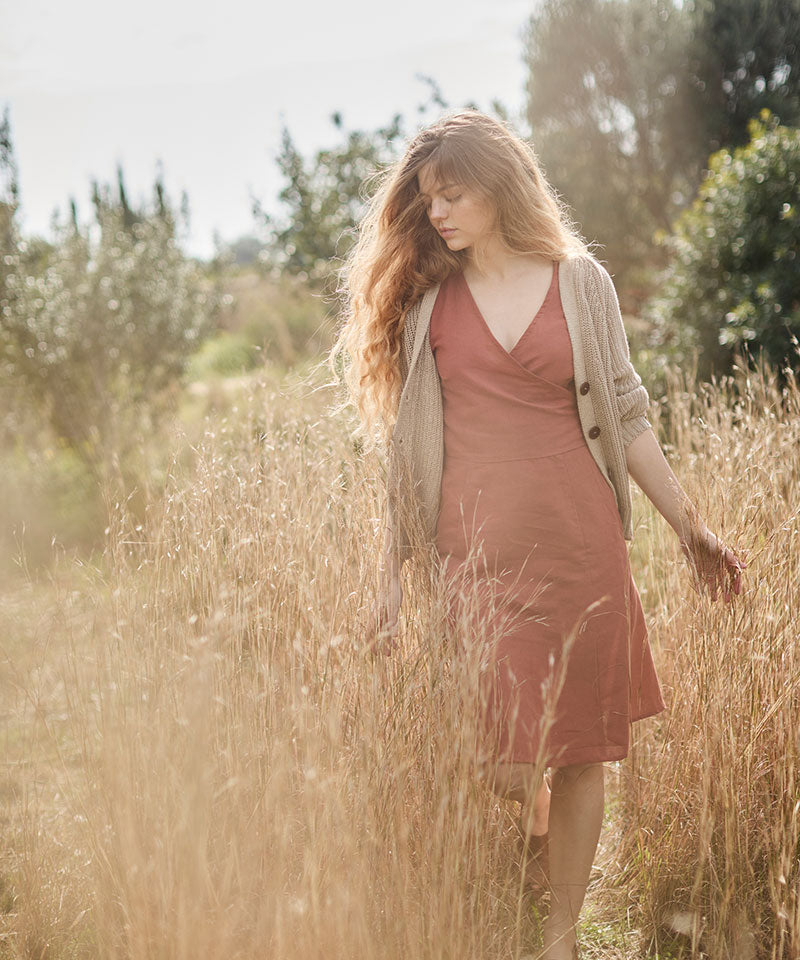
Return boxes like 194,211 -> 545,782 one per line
423,193 -> 462,212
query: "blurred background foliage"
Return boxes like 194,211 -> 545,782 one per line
644,110 -> 800,383
524,0 -> 800,291
1,0 -> 800,575
2,177 -> 218,482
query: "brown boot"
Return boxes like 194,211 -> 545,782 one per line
514,815 -> 549,897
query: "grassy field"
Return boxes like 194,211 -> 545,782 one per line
1,356 -> 797,959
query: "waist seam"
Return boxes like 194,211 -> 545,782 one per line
443,439 -> 589,464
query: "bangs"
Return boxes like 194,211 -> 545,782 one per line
416,140 -> 484,196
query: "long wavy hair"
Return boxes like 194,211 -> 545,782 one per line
330,109 -> 592,448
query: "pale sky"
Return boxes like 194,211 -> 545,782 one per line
2,0 -> 534,259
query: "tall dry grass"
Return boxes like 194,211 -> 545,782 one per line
611,356 -> 800,959
1,356 -> 797,959
2,370 -> 550,960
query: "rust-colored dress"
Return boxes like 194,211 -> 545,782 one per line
430,261 -> 666,768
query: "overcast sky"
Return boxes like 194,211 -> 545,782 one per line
2,0 -> 534,259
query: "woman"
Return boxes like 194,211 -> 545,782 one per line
332,110 -> 746,960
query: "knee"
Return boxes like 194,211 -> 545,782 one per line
551,761 -> 604,795
488,762 -> 524,802
485,761 -> 542,804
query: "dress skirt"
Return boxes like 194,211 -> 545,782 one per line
429,261 -> 666,768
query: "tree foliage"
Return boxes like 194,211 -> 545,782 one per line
644,110 -> 800,379
0,106 -> 21,323
1,154 -> 219,478
253,79 -> 511,290
525,0 -> 703,285
255,112 -> 406,289
692,0 -> 800,152
524,0 -> 800,288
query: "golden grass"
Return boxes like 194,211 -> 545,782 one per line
1,356 -> 797,959
613,357 -> 800,960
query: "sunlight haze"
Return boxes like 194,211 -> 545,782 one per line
3,0 -> 532,258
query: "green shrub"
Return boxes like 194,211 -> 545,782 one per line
186,331 -> 260,380
213,267 -> 334,370
1,184 -> 218,479
644,109 -> 800,382
0,438 -> 104,579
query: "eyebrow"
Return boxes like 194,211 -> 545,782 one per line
418,181 -> 459,198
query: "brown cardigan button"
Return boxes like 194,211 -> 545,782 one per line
579,381 -> 590,395
588,425 -> 601,439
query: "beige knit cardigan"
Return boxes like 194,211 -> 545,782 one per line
386,251 -> 653,567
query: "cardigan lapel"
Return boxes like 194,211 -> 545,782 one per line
409,282 -> 441,374
558,255 -> 589,390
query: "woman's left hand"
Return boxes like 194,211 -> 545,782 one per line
679,526 -> 747,603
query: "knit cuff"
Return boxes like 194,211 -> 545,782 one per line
620,413 -> 652,448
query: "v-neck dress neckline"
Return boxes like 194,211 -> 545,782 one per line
458,261 -> 558,358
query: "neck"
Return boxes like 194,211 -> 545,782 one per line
465,234 -> 544,281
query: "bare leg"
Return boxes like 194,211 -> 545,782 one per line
541,762 -> 604,960
490,761 -> 551,834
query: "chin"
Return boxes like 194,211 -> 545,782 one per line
444,236 -> 470,251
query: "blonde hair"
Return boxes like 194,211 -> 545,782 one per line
330,109 -> 591,448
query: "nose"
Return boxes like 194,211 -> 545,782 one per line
429,196 -> 449,222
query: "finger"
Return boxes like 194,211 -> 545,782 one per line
367,618 -> 389,655
376,635 -> 397,657
369,632 -> 392,658
380,616 -> 398,638
736,546 -> 749,567
725,547 -> 743,572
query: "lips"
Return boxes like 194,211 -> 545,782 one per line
440,228 -> 457,236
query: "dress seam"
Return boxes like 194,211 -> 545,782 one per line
444,439 -> 588,464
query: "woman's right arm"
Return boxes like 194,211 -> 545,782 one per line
373,493 -> 404,647
369,306 -> 415,652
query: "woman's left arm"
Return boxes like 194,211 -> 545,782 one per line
624,429 -> 746,603
624,428 -> 700,539
595,262 -> 747,602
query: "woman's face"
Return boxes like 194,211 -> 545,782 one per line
417,162 -> 496,252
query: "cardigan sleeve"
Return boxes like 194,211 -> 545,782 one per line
385,301 -> 419,569
596,264 -> 653,448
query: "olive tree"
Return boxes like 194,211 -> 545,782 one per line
1,168 -> 218,479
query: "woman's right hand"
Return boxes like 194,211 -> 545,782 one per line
368,573 -> 403,656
